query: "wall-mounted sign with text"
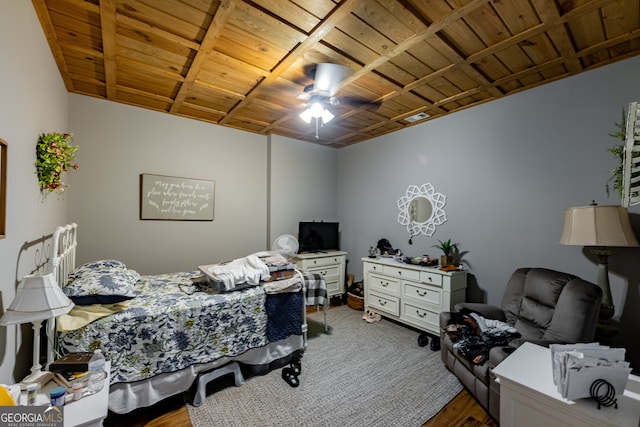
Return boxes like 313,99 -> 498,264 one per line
139,173 -> 215,221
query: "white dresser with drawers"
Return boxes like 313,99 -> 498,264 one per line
362,257 -> 467,335
293,251 -> 347,298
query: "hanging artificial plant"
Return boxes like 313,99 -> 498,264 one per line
606,108 -> 626,200
36,132 -> 79,194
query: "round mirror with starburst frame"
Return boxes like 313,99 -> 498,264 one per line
397,183 -> 447,239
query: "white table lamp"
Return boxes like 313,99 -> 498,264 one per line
0,273 -> 74,389
560,203 -> 639,321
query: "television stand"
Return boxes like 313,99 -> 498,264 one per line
292,251 -> 347,299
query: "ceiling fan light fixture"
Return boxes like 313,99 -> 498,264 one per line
300,100 -> 334,125
299,108 -> 313,124
321,108 -> 334,124
309,101 -> 324,118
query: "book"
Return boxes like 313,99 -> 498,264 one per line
54,370 -> 89,388
49,352 -> 94,372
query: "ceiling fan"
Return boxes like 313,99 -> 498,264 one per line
299,63 -> 377,138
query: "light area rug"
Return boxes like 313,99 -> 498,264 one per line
187,305 -> 463,427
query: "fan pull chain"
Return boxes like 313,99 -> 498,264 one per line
315,117 -> 320,139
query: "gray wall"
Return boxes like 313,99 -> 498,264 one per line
0,2 -> 70,383
67,97 -> 339,275
67,95 -> 268,274
268,134 -> 339,245
338,55 -> 640,368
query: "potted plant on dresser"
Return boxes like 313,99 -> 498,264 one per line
433,239 -> 458,267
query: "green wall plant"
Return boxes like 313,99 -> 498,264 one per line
606,109 -> 626,200
36,132 -> 79,194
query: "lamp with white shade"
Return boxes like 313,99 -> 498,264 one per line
0,273 -> 74,389
560,203 -> 639,321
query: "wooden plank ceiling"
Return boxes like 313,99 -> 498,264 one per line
32,0 -> 640,148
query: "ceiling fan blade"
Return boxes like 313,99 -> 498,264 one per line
312,63 -> 349,97
340,96 -> 382,109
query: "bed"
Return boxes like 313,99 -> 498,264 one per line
47,223 -> 327,414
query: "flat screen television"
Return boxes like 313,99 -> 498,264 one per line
298,221 -> 340,253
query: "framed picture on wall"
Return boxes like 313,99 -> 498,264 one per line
0,138 -> 6,238
139,173 -> 215,221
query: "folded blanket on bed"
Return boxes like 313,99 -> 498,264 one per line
56,301 -> 131,332
263,275 -> 302,294
200,254 -> 270,291
254,251 -> 290,267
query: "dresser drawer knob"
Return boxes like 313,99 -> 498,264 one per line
380,281 -> 389,287
416,290 -> 427,297
378,299 -> 387,306
416,310 -> 426,318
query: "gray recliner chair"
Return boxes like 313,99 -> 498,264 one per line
439,267 -> 602,421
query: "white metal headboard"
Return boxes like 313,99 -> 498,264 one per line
50,223 -> 78,288
47,223 -> 77,366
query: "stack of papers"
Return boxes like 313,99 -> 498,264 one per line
550,343 -> 632,401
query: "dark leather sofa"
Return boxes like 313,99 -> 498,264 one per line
439,267 -> 602,421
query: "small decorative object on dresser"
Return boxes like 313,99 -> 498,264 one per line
432,238 -> 458,267
362,257 -> 467,338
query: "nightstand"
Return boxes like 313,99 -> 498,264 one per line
492,343 -> 640,427
19,362 -> 110,427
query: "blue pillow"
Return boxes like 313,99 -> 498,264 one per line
63,268 -> 140,305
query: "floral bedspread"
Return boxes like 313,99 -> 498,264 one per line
57,271 -> 272,384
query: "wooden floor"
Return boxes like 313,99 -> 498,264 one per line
423,389 -> 498,427
104,388 -> 497,427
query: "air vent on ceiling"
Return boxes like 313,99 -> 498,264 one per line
404,112 -> 430,123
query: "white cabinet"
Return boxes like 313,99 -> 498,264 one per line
293,251 -> 347,298
493,342 -> 640,427
363,258 -> 466,335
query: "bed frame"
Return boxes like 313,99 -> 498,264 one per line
47,223 -> 78,367
46,222 -> 313,413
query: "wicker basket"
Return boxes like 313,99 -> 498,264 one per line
347,292 -> 364,310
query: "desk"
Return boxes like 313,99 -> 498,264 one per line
492,342 -> 640,427
19,362 -> 110,427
